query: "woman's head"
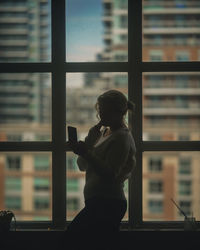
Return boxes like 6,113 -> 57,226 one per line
95,90 -> 135,128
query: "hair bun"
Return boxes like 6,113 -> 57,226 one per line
127,100 -> 135,113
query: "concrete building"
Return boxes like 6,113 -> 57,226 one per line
67,0 -> 200,221
0,0 -> 200,223
0,0 -> 51,126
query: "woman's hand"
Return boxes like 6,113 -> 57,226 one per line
68,140 -> 89,156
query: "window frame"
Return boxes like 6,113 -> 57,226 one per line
0,0 -> 200,230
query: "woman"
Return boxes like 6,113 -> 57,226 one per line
67,89 -> 136,232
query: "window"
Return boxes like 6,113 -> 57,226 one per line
34,178 -> 50,191
67,198 -> 79,211
149,180 -> 163,193
179,157 -> 191,174
34,197 -> 50,210
34,155 -> 50,171
179,180 -> 191,195
148,157 -> 162,172
179,201 -> 191,217
0,0 -> 199,230
149,50 -> 163,61
176,51 -> 190,61
5,196 -> 21,210
5,177 -> 21,191
6,156 -> 21,170
67,178 -> 79,192
148,200 -> 163,213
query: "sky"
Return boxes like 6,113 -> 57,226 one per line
66,0 -> 104,62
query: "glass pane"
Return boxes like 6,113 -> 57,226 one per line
143,72 -> 200,141
0,0 -> 51,62
66,72 -> 129,221
0,73 -> 51,141
0,152 -> 52,221
143,0 -> 200,61
143,152 -> 200,221
66,0 -> 128,62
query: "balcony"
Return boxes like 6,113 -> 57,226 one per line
0,17 -> 28,23
144,88 -> 200,96
143,107 -> 200,115
143,8 -> 200,15
143,20 -> 200,29
0,108 -> 29,115
143,0 -> 200,10
0,40 -> 28,46
0,6 -> 27,12
0,86 -> 31,93
0,51 -> 28,57
0,28 -> 28,35
0,97 -> 30,104
143,27 -> 200,35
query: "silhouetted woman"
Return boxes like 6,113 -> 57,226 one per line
67,90 -> 136,232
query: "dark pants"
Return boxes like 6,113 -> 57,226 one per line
67,196 -> 127,232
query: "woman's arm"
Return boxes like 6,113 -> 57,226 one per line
76,122 -> 102,171
77,156 -> 88,171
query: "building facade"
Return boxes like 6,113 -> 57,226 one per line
0,0 -> 200,222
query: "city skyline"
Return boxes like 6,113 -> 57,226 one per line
0,0 -> 200,224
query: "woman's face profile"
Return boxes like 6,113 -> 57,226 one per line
98,102 -> 119,127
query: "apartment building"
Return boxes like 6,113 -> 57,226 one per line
67,0 -> 200,221
0,0 -> 200,223
0,0 -> 52,220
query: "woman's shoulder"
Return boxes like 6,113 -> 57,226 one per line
113,127 -> 132,140
113,127 -> 135,146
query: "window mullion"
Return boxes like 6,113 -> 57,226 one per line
128,0 -> 143,228
51,0 -> 66,229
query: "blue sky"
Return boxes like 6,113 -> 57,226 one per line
66,0 -> 104,62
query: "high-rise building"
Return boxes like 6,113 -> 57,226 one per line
1,0 -> 200,223
0,0 -> 52,220
0,0 -> 51,126
66,0 -> 200,221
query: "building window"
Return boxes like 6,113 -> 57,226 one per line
67,155 -> 78,171
179,180 -> 191,195
148,200 -> 163,213
5,177 -> 21,191
67,178 -> 79,192
34,197 -> 49,210
149,180 -> 163,193
149,50 -> 163,61
148,157 -> 163,172
6,156 -> 21,171
179,201 -> 191,217
34,155 -> 50,171
67,198 -> 79,211
5,196 -> 21,210
176,51 -> 190,61
34,178 -> 50,191
179,157 -> 191,174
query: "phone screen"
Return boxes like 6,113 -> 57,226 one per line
67,126 -> 77,142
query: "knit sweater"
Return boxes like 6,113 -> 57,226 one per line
77,125 -> 136,201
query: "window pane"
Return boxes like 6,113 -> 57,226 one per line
66,152 -> 84,220
0,152 -> 52,221
143,0 -> 200,61
143,72 -> 200,141
66,72 -> 129,221
66,0 -> 128,62
143,152 -> 200,221
0,73 -> 51,141
0,0 -> 51,62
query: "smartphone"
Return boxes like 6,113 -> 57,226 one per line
67,126 -> 77,142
